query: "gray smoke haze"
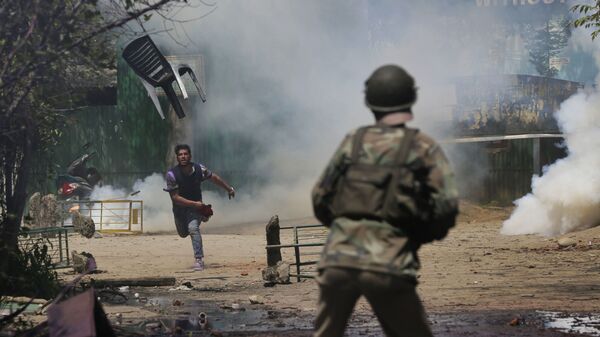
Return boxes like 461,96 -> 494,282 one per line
113,1 -> 514,232
501,27 -> 600,237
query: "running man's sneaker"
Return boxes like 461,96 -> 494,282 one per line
193,259 -> 204,271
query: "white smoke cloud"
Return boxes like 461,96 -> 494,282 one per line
90,185 -> 127,200
501,28 -> 600,236
89,172 -> 314,233
89,174 -> 172,233
118,2 -> 516,229
131,173 -> 173,233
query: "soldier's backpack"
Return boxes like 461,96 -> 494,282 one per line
328,126 -> 432,230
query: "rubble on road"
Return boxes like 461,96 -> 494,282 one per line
262,261 -> 290,284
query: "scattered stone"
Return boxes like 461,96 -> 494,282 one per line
182,281 -> 193,288
248,295 -> 264,304
520,294 -> 535,298
262,261 -> 291,284
72,211 -> 96,238
172,299 -> 183,306
169,285 -> 193,291
557,237 -> 577,248
241,272 -> 248,276
508,317 -> 521,326
25,193 -> 63,229
527,265 -> 535,269
118,286 -> 129,292
220,303 -> 245,311
71,251 -> 97,273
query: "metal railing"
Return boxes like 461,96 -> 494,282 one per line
18,227 -> 71,268
266,224 -> 327,282
60,199 -> 144,233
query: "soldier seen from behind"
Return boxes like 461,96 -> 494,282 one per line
312,65 -> 459,337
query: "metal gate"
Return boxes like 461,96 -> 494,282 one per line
18,227 -> 71,268
266,224 -> 327,282
61,200 -> 144,233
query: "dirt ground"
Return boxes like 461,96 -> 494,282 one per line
58,203 -> 600,336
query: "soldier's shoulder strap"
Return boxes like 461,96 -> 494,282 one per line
393,127 -> 418,166
350,125 -> 418,164
349,126 -> 369,162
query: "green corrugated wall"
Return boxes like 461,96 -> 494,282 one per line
450,137 -> 566,205
46,54 -> 256,193
46,56 -> 172,190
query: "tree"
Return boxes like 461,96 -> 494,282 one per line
572,1 -> 600,40
0,0 -> 188,256
525,16 -> 571,78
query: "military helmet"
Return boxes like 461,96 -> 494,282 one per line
364,65 -> 417,113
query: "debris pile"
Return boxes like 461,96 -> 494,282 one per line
25,193 -> 63,229
72,211 -> 95,238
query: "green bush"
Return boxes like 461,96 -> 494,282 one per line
0,237 -> 60,300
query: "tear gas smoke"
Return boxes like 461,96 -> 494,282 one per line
131,174 -> 173,233
501,29 -> 600,237
90,173 -> 314,233
116,2 -> 520,232
90,174 -> 172,233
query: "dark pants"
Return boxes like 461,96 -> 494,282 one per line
314,267 -> 433,337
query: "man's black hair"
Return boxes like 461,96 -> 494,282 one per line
174,144 -> 191,155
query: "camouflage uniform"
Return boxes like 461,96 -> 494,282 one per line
312,123 -> 458,337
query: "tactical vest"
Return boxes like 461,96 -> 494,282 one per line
330,126 -> 424,228
171,163 -> 204,212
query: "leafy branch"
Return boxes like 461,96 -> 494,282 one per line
572,2 -> 600,40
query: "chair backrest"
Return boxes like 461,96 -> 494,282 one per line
122,35 -> 173,87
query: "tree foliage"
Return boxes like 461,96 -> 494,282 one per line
525,16 -> 571,78
0,0 -> 186,255
572,1 -> 600,40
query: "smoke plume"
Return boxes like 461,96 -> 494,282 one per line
501,28 -> 600,236
115,1 -> 512,232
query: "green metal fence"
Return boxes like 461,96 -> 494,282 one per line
266,224 -> 327,282
18,227 -> 71,269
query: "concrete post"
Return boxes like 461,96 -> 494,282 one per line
265,215 -> 282,267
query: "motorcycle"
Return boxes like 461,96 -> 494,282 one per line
56,148 -> 102,201
53,146 -> 101,237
